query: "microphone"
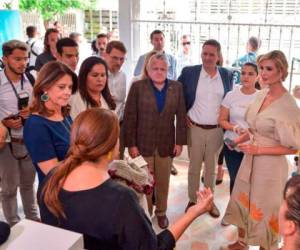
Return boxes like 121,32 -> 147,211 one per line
0,221 -> 10,245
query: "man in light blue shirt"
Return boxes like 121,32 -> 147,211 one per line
134,30 -> 177,80
0,40 -> 39,226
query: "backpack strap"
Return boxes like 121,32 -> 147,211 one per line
24,71 -> 35,86
30,41 -> 39,57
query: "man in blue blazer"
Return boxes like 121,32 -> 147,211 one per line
178,39 -> 233,218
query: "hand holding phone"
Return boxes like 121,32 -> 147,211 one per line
224,138 -> 237,150
2,115 -> 22,129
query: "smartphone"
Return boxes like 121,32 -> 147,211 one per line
224,138 -> 237,149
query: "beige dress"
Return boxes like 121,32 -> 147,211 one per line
224,89 -> 300,250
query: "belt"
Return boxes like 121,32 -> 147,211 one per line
10,137 -> 24,144
189,118 -> 219,129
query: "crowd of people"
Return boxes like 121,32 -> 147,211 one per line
0,22 -> 300,250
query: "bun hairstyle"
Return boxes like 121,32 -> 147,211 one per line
43,108 -> 119,218
283,175 -> 300,249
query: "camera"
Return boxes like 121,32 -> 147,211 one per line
224,138 -> 237,149
17,92 -> 29,110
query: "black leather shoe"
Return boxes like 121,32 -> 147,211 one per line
185,201 -> 196,213
157,215 -> 169,229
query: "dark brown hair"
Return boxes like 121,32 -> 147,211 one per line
43,108 -> 120,218
30,61 -> 78,117
56,38 -> 78,55
26,26 -> 37,38
44,28 -> 59,52
202,39 -> 221,55
150,30 -> 164,40
97,33 -> 108,39
78,56 -> 116,110
2,40 -> 28,56
243,62 -> 258,75
106,40 -> 127,54
248,36 -> 260,52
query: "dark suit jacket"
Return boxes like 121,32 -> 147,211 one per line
178,65 -> 233,111
124,79 -> 187,157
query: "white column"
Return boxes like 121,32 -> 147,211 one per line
118,0 -> 140,86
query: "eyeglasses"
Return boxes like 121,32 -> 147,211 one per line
182,42 -> 191,46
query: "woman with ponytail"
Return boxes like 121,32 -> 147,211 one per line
38,108 -> 214,250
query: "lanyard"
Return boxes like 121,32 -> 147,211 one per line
4,70 -> 24,99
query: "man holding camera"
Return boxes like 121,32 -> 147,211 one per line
0,40 -> 38,226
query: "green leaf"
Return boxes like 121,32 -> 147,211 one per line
19,0 -> 86,21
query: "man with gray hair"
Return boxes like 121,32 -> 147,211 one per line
124,53 -> 187,229
0,40 -> 39,225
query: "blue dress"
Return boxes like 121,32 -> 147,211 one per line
24,114 -> 72,182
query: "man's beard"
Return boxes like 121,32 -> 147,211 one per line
7,63 -> 24,76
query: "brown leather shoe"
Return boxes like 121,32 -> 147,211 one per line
185,201 -> 196,213
209,202 -> 220,218
157,215 -> 169,229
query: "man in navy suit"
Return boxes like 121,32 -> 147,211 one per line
178,39 -> 233,218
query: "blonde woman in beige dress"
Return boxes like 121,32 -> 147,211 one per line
221,50 -> 300,250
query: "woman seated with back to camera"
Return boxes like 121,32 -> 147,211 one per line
38,108 -> 213,250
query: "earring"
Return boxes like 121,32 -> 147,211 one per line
41,92 -> 49,102
107,151 -> 112,161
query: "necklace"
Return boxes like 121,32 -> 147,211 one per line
60,117 -> 72,134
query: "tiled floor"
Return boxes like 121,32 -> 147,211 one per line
151,158 -> 282,250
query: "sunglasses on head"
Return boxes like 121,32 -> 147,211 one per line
182,42 -> 191,45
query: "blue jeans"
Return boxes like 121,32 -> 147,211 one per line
224,144 -> 244,194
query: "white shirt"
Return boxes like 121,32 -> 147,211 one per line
188,68 -> 224,125
26,38 -> 44,67
0,70 -> 33,138
69,91 -> 109,120
176,50 -> 197,76
222,86 -> 258,140
108,70 -> 126,121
